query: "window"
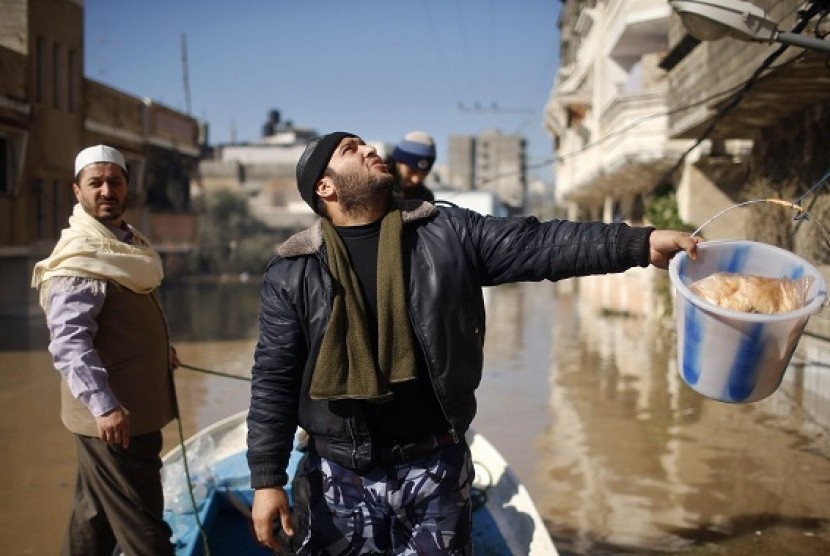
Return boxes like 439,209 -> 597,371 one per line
35,37 -> 44,103
33,178 -> 44,239
0,130 -> 27,196
53,42 -> 61,109
52,180 -> 65,238
67,49 -> 76,112
0,137 -> 8,194
125,158 -> 145,195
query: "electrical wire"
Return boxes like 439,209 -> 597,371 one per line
653,1 -> 826,190
453,0 -> 481,103
477,82 -> 749,187
486,51 -> 806,187
418,0 -> 463,106
526,3 -> 825,189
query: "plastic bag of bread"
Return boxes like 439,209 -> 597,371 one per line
689,272 -> 814,314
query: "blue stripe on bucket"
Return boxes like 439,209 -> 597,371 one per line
721,244 -> 751,273
678,254 -> 689,285
681,300 -> 703,386
725,323 -> 764,402
788,265 -> 805,280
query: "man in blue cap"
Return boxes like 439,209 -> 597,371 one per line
386,130 -> 437,202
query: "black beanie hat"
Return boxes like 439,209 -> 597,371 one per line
296,131 -> 357,214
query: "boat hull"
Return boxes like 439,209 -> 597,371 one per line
162,411 -> 557,555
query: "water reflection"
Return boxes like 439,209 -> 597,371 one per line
476,272 -> 830,555
0,314 -> 49,351
160,280 -> 263,342
3,273 -> 830,555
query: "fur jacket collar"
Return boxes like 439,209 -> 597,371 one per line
277,200 -> 438,258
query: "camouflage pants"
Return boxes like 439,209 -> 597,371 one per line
297,441 -> 474,555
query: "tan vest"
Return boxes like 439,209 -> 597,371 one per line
60,282 -> 178,436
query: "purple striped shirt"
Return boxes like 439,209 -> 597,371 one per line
44,225 -> 136,417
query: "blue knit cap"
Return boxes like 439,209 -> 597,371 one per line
391,131 -> 436,172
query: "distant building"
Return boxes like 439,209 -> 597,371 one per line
475,130 -> 526,210
446,130 -> 526,213
546,0 -> 830,259
546,0 -> 692,224
0,0 -> 200,316
198,110 -> 319,234
447,135 -> 475,191
198,112 -> 401,236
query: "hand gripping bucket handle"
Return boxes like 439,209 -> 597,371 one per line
668,202 -> 828,403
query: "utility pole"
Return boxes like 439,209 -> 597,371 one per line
181,33 -> 192,115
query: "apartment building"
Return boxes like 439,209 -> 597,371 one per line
546,0 -> 692,223
547,0 -> 830,252
447,130 -> 526,212
0,0 -> 200,316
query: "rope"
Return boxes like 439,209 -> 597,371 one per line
179,363 -> 252,382
170,362 -> 250,555
174,415 -> 211,556
471,460 -> 493,512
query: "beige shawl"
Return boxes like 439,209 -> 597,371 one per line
31,204 -> 163,308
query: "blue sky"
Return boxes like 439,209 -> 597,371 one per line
84,1 -> 561,182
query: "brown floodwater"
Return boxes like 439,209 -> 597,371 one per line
1,275 -> 829,555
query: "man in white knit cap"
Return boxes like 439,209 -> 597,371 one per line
32,145 -> 177,555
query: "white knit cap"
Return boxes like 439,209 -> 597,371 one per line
74,145 -> 127,176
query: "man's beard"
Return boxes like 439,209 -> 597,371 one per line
81,197 -> 127,223
329,169 -> 394,215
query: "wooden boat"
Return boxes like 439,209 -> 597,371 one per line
162,410 -> 557,555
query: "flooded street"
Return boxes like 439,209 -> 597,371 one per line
2,275 -> 829,555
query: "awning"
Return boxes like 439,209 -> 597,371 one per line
562,157 -> 677,202
673,50 -> 830,140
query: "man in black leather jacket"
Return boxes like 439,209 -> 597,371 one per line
248,131 -> 699,554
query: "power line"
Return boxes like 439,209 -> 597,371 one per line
457,102 -> 534,115
651,1 -> 825,192
469,6 -> 827,189
453,0 -> 481,101
419,0 -> 463,104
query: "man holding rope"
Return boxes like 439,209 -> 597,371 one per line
32,145 -> 178,556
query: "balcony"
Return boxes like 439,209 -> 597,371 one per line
559,87 -> 691,204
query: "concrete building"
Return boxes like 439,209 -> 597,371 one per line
199,112 -> 322,236
0,0 -> 200,317
546,0 -> 830,412
545,0 -> 693,224
199,112 -> 406,237
475,129 -> 526,210
546,0 -> 830,253
447,135 -> 475,191
662,0 -> 830,253
446,130 -> 527,212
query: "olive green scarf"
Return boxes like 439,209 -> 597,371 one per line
311,210 -> 417,401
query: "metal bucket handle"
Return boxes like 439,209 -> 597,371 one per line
691,199 -> 830,311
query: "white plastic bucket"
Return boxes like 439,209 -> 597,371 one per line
668,240 -> 828,403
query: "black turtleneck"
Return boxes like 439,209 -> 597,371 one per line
335,221 -> 450,443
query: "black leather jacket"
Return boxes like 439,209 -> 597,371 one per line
247,201 -> 653,487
